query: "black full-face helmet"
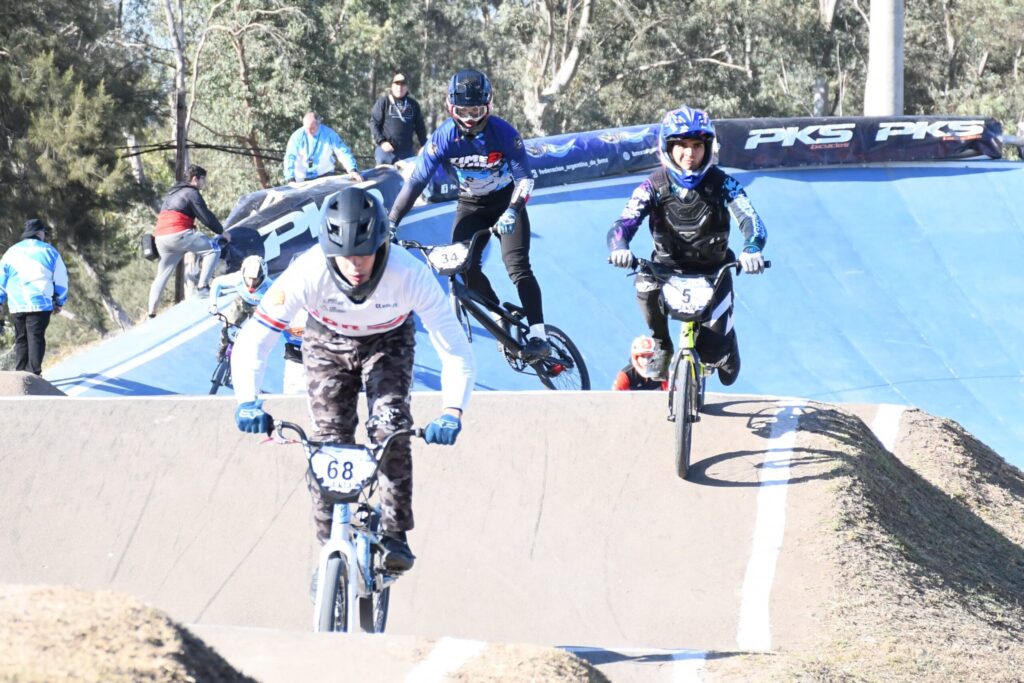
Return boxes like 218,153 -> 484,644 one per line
447,69 -> 493,136
317,186 -> 390,302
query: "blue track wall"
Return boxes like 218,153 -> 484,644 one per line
47,161 -> 1024,466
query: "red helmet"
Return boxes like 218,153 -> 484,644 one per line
630,336 -> 657,374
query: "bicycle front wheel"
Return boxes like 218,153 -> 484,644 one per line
317,555 -> 349,632
674,355 -> 696,480
209,358 -> 229,395
534,325 -> 590,390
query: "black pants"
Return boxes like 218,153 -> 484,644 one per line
452,188 -> 544,326
12,311 -> 52,375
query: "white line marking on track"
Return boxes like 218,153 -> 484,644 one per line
62,316 -> 220,396
405,637 -> 487,682
870,404 -> 905,452
736,400 -> 804,652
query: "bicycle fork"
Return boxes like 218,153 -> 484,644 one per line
312,503 -> 365,632
667,321 -> 700,423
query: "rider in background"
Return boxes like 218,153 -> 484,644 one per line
388,68 -> 551,359
607,106 -> 767,384
231,186 -> 475,573
612,336 -> 668,391
208,255 -> 273,359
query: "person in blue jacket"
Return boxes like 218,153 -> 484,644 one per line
388,69 -> 551,359
0,219 -> 69,375
283,112 -> 364,184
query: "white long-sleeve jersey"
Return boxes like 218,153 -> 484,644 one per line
231,245 -> 475,409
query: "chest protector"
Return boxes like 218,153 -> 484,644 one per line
650,167 -> 731,269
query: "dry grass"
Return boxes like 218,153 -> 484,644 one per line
708,403 -> 1024,682
0,585 -> 254,683
452,643 -> 611,683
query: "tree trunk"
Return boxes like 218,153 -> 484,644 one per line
163,0 -> 190,181
230,35 -> 271,188
70,247 -> 133,332
522,0 -> 593,136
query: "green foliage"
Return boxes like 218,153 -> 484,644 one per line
2,0 -> 1022,369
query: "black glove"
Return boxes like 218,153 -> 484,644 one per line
388,218 -> 399,243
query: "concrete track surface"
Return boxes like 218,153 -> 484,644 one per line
0,392 -> 894,680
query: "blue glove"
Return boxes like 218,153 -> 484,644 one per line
235,399 -> 272,434
494,208 -> 518,236
424,414 -> 462,445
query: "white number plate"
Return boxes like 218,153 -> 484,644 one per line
427,243 -> 470,274
662,276 -> 714,315
309,445 -> 377,495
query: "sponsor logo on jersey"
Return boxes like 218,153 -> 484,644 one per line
450,153 -> 504,170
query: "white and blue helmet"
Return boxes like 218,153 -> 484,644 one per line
658,106 -> 715,190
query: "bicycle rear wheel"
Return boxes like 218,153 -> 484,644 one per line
358,585 -> 390,633
534,325 -> 590,390
209,358 -> 228,395
317,555 -> 349,632
674,355 -> 696,479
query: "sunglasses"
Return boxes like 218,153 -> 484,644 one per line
392,80 -> 407,86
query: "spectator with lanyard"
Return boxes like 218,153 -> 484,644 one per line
389,69 -> 551,359
0,219 -> 68,375
207,255 -> 273,359
284,112 -> 364,184
369,72 -> 428,166
147,164 -> 229,317
612,336 -> 668,391
608,106 -> 768,384
231,186 -> 475,573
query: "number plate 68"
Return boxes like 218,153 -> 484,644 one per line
309,445 -> 377,494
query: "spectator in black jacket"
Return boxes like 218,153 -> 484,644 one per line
369,73 -> 427,165
147,164 -> 229,317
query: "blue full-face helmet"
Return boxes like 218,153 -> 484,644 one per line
447,69 -> 493,136
658,106 -> 715,190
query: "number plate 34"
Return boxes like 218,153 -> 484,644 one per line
309,445 -> 377,495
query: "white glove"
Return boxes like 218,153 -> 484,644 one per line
208,304 -> 219,316
739,247 -> 765,274
609,249 -> 634,269
495,208 -> 518,235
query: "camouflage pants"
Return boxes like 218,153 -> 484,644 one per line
302,316 -> 415,543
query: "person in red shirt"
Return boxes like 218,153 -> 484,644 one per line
612,336 -> 668,391
147,164 -> 230,317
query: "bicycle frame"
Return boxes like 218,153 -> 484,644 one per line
449,279 -> 529,353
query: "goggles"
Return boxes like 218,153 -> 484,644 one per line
452,104 -> 488,120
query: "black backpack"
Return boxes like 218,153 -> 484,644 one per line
140,233 -> 159,261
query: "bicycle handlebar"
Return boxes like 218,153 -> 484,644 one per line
397,225 -> 498,255
622,256 -> 772,285
272,420 -> 425,456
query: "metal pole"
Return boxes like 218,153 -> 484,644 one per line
863,0 -> 905,115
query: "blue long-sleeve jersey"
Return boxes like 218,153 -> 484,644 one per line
389,116 -> 535,223
0,239 -> 69,313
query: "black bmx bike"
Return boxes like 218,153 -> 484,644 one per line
628,257 -> 770,479
209,312 -> 242,395
399,230 -> 590,390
